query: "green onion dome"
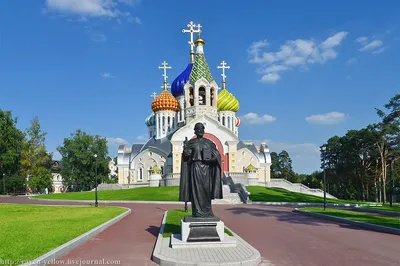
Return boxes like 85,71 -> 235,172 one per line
217,88 -> 240,112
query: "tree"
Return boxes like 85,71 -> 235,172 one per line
20,116 -> 53,193
57,130 -> 110,191
374,94 -> 400,202
278,150 -> 296,182
270,152 -> 280,178
0,110 -> 25,194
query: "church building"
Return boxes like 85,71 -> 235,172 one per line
117,22 -> 271,185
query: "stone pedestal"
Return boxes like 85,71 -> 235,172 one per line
170,216 -> 237,249
181,216 -> 224,242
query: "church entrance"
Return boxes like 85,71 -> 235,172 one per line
191,133 -> 228,173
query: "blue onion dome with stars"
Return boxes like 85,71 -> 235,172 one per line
145,113 -> 156,127
171,63 -> 193,97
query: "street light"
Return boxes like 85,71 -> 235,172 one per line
2,173 -> 5,195
320,145 -> 327,210
388,156 -> 393,207
94,154 -> 98,207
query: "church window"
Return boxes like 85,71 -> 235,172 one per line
210,88 -> 215,106
189,88 -> 194,106
227,116 -> 231,128
199,87 -> 206,105
162,116 -> 166,132
139,168 -> 143,181
149,152 -> 153,156
161,166 -> 164,174
222,116 -> 226,126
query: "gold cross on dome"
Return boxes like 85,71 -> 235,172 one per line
217,60 -> 230,83
182,21 -> 202,51
158,61 -> 172,90
150,92 -> 157,99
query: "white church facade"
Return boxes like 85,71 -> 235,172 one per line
117,22 -> 272,186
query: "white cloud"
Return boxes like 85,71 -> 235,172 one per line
102,72 -> 115,78
127,16 -> 141,24
305,111 -> 349,125
248,31 -> 348,83
240,113 -> 276,125
346,58 -> 357,65
91,33 -> 107,42
44,0 -> 142,24
106,137 -> 129,145
136,135 -> 146,140
52,151 -> 62,160
243,139 -> 321,174
372,47 -> 386,54
260,73 -> 281,83
356,36 -> 385,54
359,39 -> 383,52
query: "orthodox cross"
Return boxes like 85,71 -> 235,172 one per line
158,61 -> 172,90
150,92 -> 157,99
217,61 -> 230,86
182,21 -> 202,54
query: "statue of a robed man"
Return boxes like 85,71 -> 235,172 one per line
179,122 -> 223,218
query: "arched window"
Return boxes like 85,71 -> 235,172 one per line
210,88 -> 215,106
199,87 -> 206,105
189,88 -> 194,106
228,116 -> 231,128
139,168 -> 143,181
222,116 -> 225,126
162,116 -> 166,132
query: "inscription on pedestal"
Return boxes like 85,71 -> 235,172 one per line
187,223 -> 221,242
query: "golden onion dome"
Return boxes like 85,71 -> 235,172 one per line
194,35 -> 205,46
151,89 -> 180,113
217,88 -> 240,112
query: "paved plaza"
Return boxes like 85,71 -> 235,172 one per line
1,197 -> 399,266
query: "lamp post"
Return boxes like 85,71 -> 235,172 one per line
388,156 -> 393,207
2,173 -> 5,195
94,154 -> 98,207
321,145 -> 327,210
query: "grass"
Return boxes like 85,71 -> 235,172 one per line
300,207 -> 400,229
33,185 -> 372,205
33,186 -> 180,201
0,204 -> 126,264
247,186 -> 366,204
162,209 -> 233,238
363,205 -> 400,213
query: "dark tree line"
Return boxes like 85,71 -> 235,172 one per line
0,109 -> 112,194
270,94 -> 399,202
320,94 -> 399,202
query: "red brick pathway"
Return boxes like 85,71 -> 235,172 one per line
1,197 -> 399,266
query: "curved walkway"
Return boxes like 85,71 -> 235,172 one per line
1,197 -> 399,266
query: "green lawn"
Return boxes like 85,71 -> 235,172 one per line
33,186 -> 180,201
300,207 -> 400,229
363,205 -> 400,213
247,186 -> 365,204
0,204 -> 126,264
33,186 -> 370,205
163,209 -> 233,238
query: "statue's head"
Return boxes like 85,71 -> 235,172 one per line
194,122 -> 205,138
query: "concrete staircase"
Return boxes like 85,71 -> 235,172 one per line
212,185 -> 242,204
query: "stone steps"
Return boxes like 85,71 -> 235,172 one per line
212,185 -> 242,204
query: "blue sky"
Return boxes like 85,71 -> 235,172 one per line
1,0 -> 399,174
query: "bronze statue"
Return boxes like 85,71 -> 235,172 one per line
179,122 -> 223,218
